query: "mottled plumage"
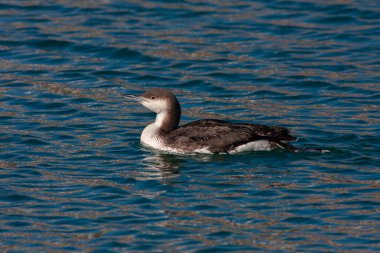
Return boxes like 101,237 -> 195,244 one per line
165,119 -> 297,153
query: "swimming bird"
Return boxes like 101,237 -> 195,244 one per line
127,88 -> 299,154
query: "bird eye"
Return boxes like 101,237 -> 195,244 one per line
151,96 -> 156,99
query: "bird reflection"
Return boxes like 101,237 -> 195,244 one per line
139,151 -> 183,182
137,143 -> 240,183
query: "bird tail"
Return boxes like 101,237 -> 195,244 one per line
274,141 -> 329,153
274,141 -> 299,152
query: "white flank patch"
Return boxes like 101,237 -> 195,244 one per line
230,140 -> 272,153
193,147 -> 213,154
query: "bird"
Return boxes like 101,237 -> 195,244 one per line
127,88 -> 300,154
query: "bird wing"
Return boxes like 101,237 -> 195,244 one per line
165,119 -> 295,153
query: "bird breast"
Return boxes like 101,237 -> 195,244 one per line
140,123 -> 166,150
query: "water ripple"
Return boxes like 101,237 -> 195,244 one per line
1,0 -> 380,252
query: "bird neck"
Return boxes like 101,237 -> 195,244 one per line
154,107 -> 180,132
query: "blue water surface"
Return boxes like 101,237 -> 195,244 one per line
1,0 -> 380,252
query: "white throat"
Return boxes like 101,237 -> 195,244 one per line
154,111 -> 168,128
140,112 -> 168,150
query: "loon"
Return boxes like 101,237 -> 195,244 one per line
127,88 -> 300,154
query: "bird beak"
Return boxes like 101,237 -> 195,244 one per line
125,94 -> 142,101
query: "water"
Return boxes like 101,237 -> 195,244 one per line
1,0 -> 379,252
